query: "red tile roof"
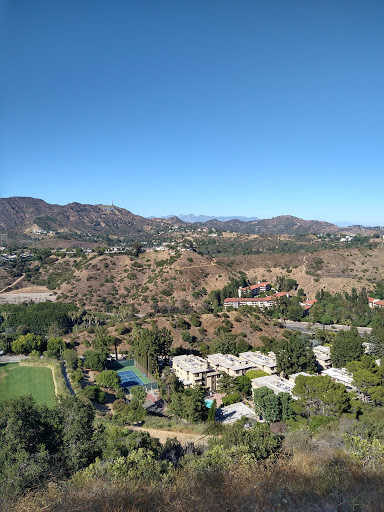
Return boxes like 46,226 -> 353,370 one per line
240,282 -> 270,290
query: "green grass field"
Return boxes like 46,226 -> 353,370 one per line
0,362 -> 57,407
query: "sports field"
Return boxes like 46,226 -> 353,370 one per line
117,364 -> 151,390
0,362 -> 57,407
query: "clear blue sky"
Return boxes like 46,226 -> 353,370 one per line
2,0 -> 383,225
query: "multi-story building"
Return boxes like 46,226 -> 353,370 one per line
171,355 -> 220,391
239,351 -> 277,374
313,345 -> 332,370
207,353 -> 254,377
224,292 -> 291,309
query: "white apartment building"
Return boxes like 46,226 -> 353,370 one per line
239,351 -> 277,374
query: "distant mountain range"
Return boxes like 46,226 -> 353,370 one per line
151,214 -> 260,223
0,197 -> 182,240
1,197 -> 377,242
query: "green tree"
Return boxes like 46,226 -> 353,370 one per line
234,374 -> 252,395
208,421 -> 282,460
347,356 -> 384,405
62,348 -> 79,369
253,387 -> 281,422
55,396 -> 99,471
221,392 -> 242,406
130,385 -> 147,405
46,337 -> 65,357
217,372 -> 237,394
279,392 -> 294,420
331,327 -> 364,367
207,399 -> 217,422
275,332 -> 316,377
83,350 -> 107,371
132,325 -> 173,372
209,333 -> 238,355
12,333 -> 45,354
82,385 -> 106,403
292,375 -> 351,417
95,370 -> 121,390
169,385 -> 207,423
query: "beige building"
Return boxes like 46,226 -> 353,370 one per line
239,351 -> 277,374
171,354 -> 220,391
313,345 -> 332,370
207,353 -> 254,377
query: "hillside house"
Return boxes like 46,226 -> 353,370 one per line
300,299 -> 317,316
368,297 -> 384,309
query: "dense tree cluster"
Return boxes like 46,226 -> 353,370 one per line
0,396 -> 99,499
292,375 -> 353,417
168,385 -> 208,423
330,327 -> 364,367
253,387 -> 294,422
0,302 -> 77,335
274,331 -> 317,377
131,325 -> 173,373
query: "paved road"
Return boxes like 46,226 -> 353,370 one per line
0,355 -> 30,363
283,320 -> 372,337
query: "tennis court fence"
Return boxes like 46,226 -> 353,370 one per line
122,359 -> 158,391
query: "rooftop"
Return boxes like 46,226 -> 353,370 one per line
215,402 -> 258,425
313,345 -> 331,357
172,354 -> 211,374
251,375 -> 296,396
239,351 -> 277,369
322,368 -> 354,386
208,353 -> 253,371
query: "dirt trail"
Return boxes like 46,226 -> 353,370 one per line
0,274 -> 24,293
177,262 -> 217,270
127,426 -> 210,446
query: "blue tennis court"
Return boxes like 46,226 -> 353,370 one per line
118,369 -> 145,389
